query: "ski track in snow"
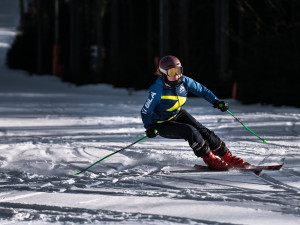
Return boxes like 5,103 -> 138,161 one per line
1,1 -> 300,224
0,92 -> 300,224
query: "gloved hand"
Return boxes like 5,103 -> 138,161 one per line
145,124 -> 158,138
213,100 -> 229,112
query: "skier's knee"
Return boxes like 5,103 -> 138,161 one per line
186,125 -> 199,137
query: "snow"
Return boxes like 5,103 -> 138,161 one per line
1,1 -> 300,224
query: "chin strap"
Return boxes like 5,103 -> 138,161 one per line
163,74 -> 183,88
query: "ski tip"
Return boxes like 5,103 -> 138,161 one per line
279,163 -> 284,169
263,140 -> 267,143
254,169 -> 264,176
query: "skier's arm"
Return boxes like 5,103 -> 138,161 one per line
184,76 -> 218,104
184,76 -> 229,111
141,85 -> 162,129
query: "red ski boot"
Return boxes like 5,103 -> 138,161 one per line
213,142 -> 250,168
202,152 -> 229,170
221,151 -> 250,168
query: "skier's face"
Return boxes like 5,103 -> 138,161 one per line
167,73 -> 182,82
165,66 -> 183,81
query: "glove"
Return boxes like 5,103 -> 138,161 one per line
213,100 -> 229,112
145,124 -> 158,138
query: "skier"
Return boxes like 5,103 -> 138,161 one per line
141,55 -> 249,170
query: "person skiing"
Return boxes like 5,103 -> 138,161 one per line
141,55 -> 249,170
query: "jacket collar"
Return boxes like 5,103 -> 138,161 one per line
156,76 -> 173,89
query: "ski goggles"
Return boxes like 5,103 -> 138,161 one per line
160,66 -> 183,77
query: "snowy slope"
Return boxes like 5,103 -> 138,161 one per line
1,1 -> 300,224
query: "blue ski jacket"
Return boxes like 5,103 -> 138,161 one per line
141,75 -> 218,128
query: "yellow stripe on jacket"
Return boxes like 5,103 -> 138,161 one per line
161,96 -> 187,111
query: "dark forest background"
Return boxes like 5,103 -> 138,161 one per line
6,0 -> 300,107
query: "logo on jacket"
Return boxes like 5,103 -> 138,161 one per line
145,92 -> 157,108
179,85 -> 185,94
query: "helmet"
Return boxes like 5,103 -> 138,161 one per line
159,55 -> 182,75
159,55 -> 183,88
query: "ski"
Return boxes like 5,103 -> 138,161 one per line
194,164 -> 283,172
161,164 -> 283,174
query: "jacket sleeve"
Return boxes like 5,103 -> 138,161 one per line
141,84 -> 162,129
184,76 -> 218,104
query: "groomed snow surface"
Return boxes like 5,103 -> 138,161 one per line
1,1 -> 300,224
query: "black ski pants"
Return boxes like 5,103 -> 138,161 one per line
155,109 -> 222,152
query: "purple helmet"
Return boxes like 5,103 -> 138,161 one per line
159,55 -> 182,75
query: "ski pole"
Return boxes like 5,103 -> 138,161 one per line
226,110 -> 267,143
76,135 -> 148,175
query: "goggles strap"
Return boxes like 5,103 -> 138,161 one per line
159,67 -> 167,75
